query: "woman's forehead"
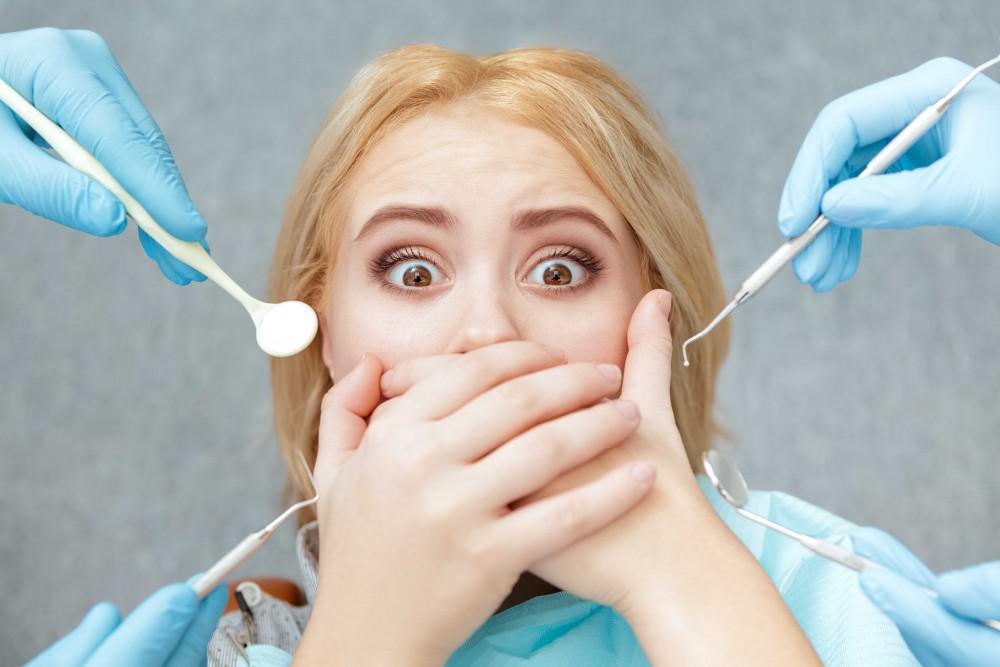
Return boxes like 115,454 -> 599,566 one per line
345,106 -> 620,228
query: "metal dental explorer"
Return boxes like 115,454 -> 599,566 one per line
681,51 -> 1000,368
191,452 -> 319,599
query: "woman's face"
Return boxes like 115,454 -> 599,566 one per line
321,103 -> 646,384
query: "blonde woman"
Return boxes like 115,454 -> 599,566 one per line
208,45 -> 916,666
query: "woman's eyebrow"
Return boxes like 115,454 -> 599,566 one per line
351,204 -> 619,245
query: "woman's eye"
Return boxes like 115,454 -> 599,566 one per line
369,246 -> 604,293
386,259 -> 444,288
527,258 -> 586,287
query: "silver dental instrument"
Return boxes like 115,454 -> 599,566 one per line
191,452 -> 319,599
682,51 -> 1000,368
702,449 -> 1000,632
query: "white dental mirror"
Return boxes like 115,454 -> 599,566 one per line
0,77 -> 318,358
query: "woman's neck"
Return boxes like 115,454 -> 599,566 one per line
493,572 -> 562,615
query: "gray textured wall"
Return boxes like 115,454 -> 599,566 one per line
2,1 -> 998,661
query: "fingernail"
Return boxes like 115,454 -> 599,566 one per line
615,399 -> 639,420
597,363 -> 621,383
658,291 -> 672,317
380,369 -> 395,389
630,462 -> 656,484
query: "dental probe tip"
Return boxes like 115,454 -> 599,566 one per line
681,297 -> 741,368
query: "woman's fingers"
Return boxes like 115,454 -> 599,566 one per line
315,353 -> 384,483
380,353 -> 462,398
491,461 -> 656,567
472,398 -> 640,506
386,341 -> 567,421
435,361 -> 623,462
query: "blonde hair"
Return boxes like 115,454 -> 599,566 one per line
269,45 -> 730,523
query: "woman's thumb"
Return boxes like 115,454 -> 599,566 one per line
315,353 -> 384,478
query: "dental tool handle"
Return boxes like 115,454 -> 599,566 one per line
0,77 -> 264,320
800,534 -> 880,573
735,507 -> 1000,630
191,531 -> 271,599
739,507 -> 873,572
738,103 -> 946,300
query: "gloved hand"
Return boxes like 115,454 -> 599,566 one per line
0,28 -> 209,284
778,57 -> 1000,292
26,578 -> 228,667
851,526 -> 1000,667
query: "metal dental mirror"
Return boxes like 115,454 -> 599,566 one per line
702,449 -> 1000,632
703,449 -> 878,571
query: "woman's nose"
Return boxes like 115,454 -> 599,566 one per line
445,290 -> 521,354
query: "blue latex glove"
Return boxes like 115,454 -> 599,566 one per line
851,526 -> 1000,667
0,28 -> 209,285
778,57 -> 1000,292
26,578 -> 228,667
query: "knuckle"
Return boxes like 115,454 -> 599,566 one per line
464,531 -> 497,567
526,340 -> 560,360
393,426 -> 437,467
597,402 -> 630,434
368,398 -> 395,423
420,488 -> 456,525
648,334 -> 673,359
319,387 -> 339,413
524,428 -> 565,469
34,27 -> 68,47
553,495 -> 587,533
497,378 -> 533,412
71,29 -> 109,50
924,56 -> 970,77
364,419 -> 394,448
457,353 -> 489,380
816,98 -> 845,126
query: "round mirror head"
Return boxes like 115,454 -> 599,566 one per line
255,300 -> 319,358
702,449 -> 750,508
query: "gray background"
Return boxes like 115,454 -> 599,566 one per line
2,0 -> 998,661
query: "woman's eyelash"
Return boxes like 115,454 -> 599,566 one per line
545,247 -> 605,277
366,245 -> 605,292
367,246 -> 430,279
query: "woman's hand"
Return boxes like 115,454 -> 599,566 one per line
376,291 -> 822,665
377,291 -> 706,612
508,289 -> 712,612
295,342 -> 658,666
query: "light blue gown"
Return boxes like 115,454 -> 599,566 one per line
236,476 -> 919,666
444,476 -> 918,666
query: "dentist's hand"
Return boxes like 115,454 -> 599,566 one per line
0,28 -> 208,284
778,57 -> 1000,292
851,527 -> 1000,667
26,579 -> 228,667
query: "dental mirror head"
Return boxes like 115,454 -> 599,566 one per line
702,449 -> 750,508
252,300 -> 319,357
